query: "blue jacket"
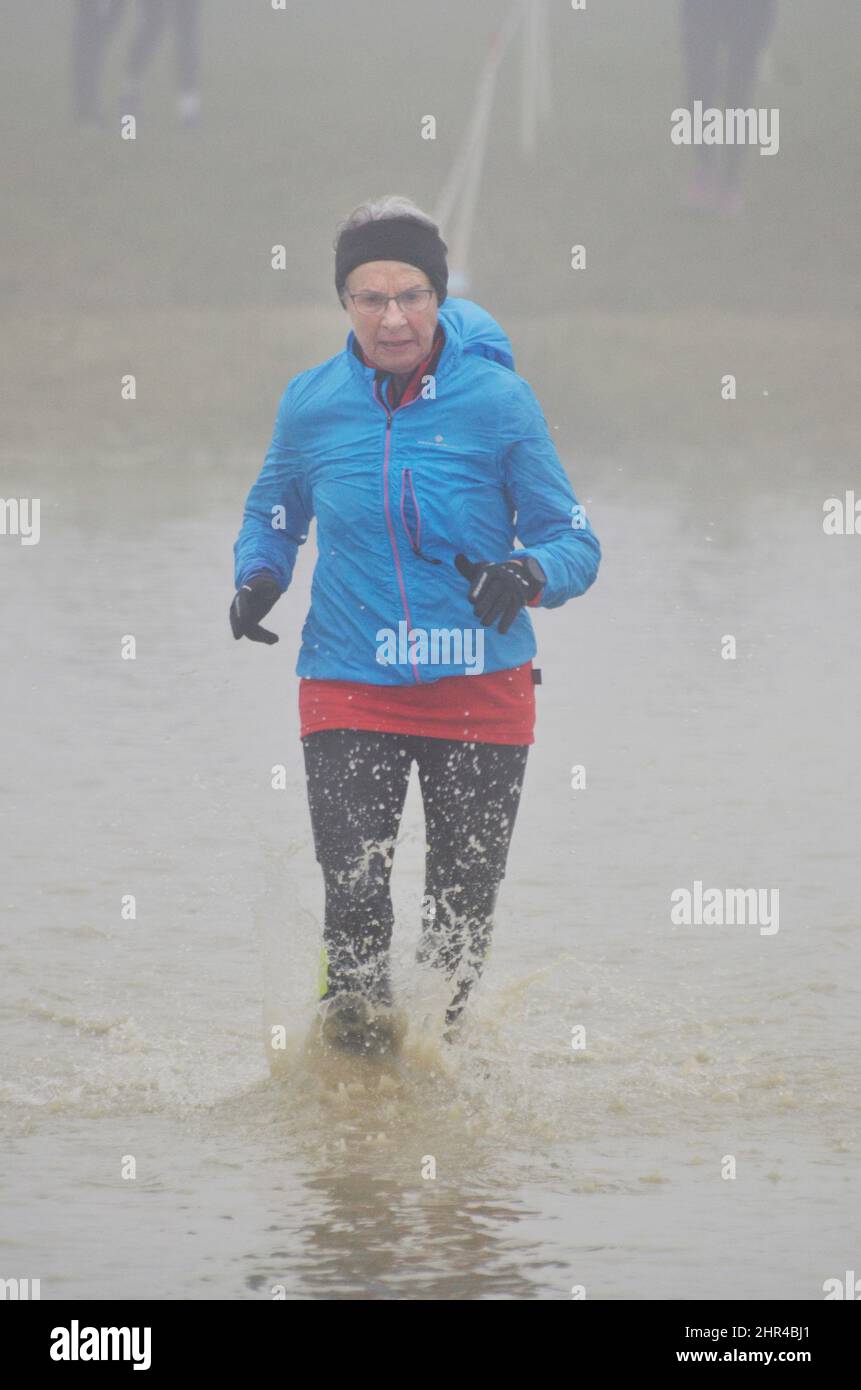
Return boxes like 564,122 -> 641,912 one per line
234,297 -> 601,684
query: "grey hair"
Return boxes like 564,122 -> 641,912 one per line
333,194 -> 440,248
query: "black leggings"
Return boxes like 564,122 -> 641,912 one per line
302,729 -> 529,1023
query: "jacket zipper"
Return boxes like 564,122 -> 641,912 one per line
400,467 -> 442,566
376,381 -> 422,684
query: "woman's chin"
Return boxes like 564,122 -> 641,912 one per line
375,345 -> 420,371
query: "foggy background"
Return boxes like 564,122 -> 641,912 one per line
6,0 -> 859,486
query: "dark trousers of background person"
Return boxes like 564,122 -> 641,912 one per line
680,0 -> 779,190
72,0 -> 129,121
124,0 -> 201,98
302,729 -> 529,1027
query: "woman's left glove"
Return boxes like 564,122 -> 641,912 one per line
229,572 -> 282,644
454,553 -> 546,634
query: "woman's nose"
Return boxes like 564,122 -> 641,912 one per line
381,298 -> 408,327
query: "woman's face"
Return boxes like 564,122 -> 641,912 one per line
343,260 -> 438,375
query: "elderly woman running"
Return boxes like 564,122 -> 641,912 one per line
231,195 -> 600,1055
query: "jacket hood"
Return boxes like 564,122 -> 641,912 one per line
438,296 -> 515,371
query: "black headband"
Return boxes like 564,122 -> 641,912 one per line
335,216 -> 448,306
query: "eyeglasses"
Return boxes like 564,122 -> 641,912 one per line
346,287 -> 435,317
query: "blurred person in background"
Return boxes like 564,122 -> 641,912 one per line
118,0 -> 202,126
231,196 -> 601,1056
72,0 -> 128,125
680,0 -> 779,216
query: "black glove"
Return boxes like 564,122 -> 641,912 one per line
229,572 -> 282,644
454,553 -> 545,635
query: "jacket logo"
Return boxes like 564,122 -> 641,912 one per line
416,436 -> 462,452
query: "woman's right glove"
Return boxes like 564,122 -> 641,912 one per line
229,572 -> 282,644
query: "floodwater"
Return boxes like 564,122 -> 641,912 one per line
2,460 -> 858,1300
